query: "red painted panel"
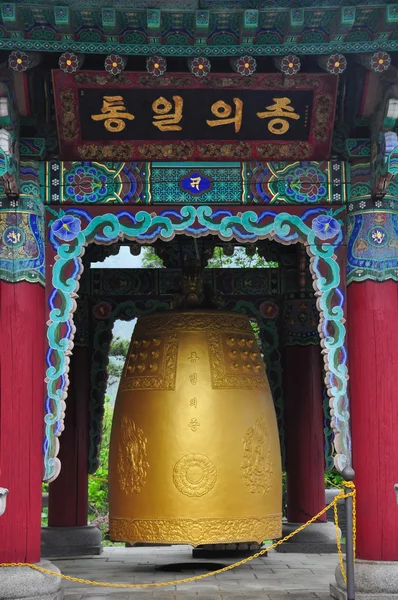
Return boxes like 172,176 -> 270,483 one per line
0,282 -> 45,563
283,344 -> 326,523
348,281 -> 398,561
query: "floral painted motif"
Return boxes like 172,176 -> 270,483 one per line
23,238 -> 37,256
51,215 -> 81,241
370,52 -> 391,73
59,52 -> 80,74
234,55 -> 256,76
285,167 -> 327,203
284,297 -> 319,345
0,211 -> 44,283
93,301 -> 112,320
312,215 -> 341,240
372,213 -> 388,226
66,167 -> 107,202
326,54 -> 347,75
2,225 -> 25,248
354,237 -> 368,252
5,212 -> 22,226
8,51 -> 29,72
146,55 -> 167,77
369,227 -> 387,247
189,57 -> 211,78
280,55 -> 300,76
104,54 -> 126,76
347,212 -> 398,283
259,301 -> 278,320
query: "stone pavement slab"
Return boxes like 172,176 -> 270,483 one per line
52,546 -> 337,599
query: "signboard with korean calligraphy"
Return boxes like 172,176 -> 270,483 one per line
53,71 -> 338,162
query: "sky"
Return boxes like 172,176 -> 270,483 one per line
91,247 -> 143,399
91,245 -> 143,270
91,246 -> 142,339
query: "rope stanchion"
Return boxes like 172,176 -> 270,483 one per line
0,482 -> 356,590
344,480 -> 356,600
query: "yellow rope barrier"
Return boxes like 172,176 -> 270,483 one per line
0,482 -> 356,590
336,481 -> 356,584
326,480 -> 344,490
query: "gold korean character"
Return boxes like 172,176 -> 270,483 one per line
256,97 -> 300,135
206,98 -> 243,133
152,96 -> 183,131
190,177 -> 201,190
91,96 -> 135,132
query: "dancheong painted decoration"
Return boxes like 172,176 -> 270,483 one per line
52,71 -> 337,161
1,1 -> 398,594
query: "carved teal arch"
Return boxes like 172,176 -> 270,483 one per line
45,205 -> 349,482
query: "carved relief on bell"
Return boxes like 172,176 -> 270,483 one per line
109,311 -> 282,546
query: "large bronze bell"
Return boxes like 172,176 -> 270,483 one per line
109,311 -> 282,546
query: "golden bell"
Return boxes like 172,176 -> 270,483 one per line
109,311 -> 282,546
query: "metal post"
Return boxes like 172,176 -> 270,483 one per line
345,486 -> 355,600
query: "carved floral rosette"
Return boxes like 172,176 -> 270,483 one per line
188,57 -> 211,78
59,52 -> 82,74
104,54 -> 126,75
146,55 -> 167,77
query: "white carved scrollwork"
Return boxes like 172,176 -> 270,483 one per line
0,487 -> 9,516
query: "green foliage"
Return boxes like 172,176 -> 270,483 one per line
87,397 -> 125,545
141,246 -> 164,269
86,403 -> 109,540
109,337 -> 129,359
88,397 -> 113,523
41,507 -> 48,527
206,246 -> 278,269
107,361 -> 123,387
140,245 -> 278,270
107,336 -> 129,386
41,482 -> 49,527
324,469 -> 344,489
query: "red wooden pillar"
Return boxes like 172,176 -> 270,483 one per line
283,343 -> 326,522
0,281 -> 45,562
48,346 -> 90,527
282,293 -> 326,524
348,281 -> 398,560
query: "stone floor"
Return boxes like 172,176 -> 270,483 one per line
53,545 -> 338,599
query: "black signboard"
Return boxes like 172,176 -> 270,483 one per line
78,88 -> 313,142
53,71 -> 337,161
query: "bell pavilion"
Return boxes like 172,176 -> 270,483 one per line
0,1 -> 398,599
